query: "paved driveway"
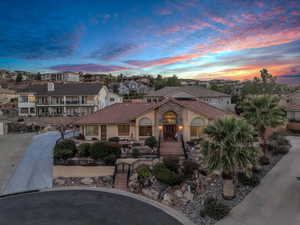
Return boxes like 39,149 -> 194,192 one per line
0,133 -> 34,193
3,131 -> 75,194
216,136 -> 300,225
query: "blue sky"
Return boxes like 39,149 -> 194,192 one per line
0,0 -> 300,81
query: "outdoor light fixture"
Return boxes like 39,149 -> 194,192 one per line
158,125 -> 163,130
178,125 -> 183,130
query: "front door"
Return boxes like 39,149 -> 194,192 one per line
163,125 -> 177,140
101,125 -> 107,140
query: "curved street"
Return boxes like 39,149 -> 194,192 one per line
216,136 -> 300,225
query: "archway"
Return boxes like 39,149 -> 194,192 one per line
162,111 -> 177,140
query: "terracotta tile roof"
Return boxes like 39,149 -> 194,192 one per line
146,86 -> 229,98
77,98 -> 234,125
77,102 -> 156,124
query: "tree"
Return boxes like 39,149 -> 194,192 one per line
36,72 -> 41,81
202,117 -> 258,199
16,73 -> 23,83
241,95 -> 286,163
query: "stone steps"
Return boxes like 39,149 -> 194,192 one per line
160,141 -> 185,158
114,173 -> 128,191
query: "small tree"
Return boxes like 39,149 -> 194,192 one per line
241,95 -> 286,163
145,136 -> 157,149
16,74 -> 23,83
202,117 -> 258,199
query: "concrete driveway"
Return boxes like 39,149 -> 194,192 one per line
0,133 -> 34,193
216,136 -> 300,225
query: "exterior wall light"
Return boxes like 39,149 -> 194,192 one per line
178,125 -> 183,130
158,125 -> 163,130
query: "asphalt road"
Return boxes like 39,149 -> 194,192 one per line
0,133 -> 34,193
215,136 -> 300,225
0,189 -> 186,225
3,131 -> 75,194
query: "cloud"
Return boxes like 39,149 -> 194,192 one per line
158,9 -> 172,15
242,13 -> 258,23
161,25 -> 182,35
209,14 -> 235,27
291,11 -> 300,16
90,43 -> 142,61
49,64 -> 131,73
124,54 -> 202,68
254,2 -> 264,7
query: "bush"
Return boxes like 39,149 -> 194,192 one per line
55,139 -> 77,152
76,133 -> 85,140
163,157 -> 180,172
268,133 -> 291,155
259,155 -> 270,165
238,173 -> 260,187
137,166 -> 152,179
183,160 -> 199,177
132,148 -> 141,158
89,141 -> 121,162
78,143 -> 91,157
153,163 -> 183,186
108,137 -> 120,143
54,139 -> 77,160
200,197 -> 230,220
103,154 -> 118,165
145,136 -> 157,149
132,142 -> 141,147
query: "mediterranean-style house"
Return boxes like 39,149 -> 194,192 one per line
17,83 -> 122,117
144,86 -> 232,111
77,97 -> 234,142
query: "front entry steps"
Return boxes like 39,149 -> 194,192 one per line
160,141 -> 185,158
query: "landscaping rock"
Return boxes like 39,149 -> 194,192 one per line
142,188 -> 160,200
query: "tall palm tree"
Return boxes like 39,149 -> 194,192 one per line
241,95 -> 286,162
202,117 -> 258,199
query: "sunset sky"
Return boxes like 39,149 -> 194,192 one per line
0,0 -> 300,81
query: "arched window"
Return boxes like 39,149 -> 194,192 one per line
190,118 -> 204,138
139,118 -> 152,136
163,111 -> 177,124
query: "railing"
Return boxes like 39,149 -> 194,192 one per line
157,131 -> 161,158
112,162 -> 132,188
181,134 -> 188,159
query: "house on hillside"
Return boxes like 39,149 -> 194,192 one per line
17,83 -> 122,117
145,86 -> 232,110
77,97 -> 234,142
116,80 -> 152,96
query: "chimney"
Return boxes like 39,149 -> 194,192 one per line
47,82 -> 55,91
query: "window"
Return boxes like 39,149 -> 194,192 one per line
86,125 -> 99,136
20,108 -> 29,114
139,118 -> 152,136
30,108 -> 35,113
190,118 -> 204,138
118,124 -> 130,136
110,98 -> 115,102
163,111 -> 177,124
19,96 -> 28,103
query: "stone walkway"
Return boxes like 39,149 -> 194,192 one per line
160,141 -> 184,158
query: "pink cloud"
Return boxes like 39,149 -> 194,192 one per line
254,2 -> 264,7
125,54 -> 202,68
161,25 -> 182,34
242,13 -> 258,23
260,7 -> 285,20
158,9 -> 172,15
291,11 -> 300,16
50,64 -> 131,73
210,15 -> 235,27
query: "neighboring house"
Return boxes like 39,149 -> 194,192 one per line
117,80 -> 151,96
180,79 -> 210,87
42,72 -> 80,82
80,74 -> 107,83
17,83 -> 122,117
0,87 -> 18,103
77,97 -> 234,141
281,92 -> 300,122
145,86 -> 232,110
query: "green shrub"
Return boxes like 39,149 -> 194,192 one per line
153,163 -> 183,186
54,139 -> 77,160
268,133 -> 291,155
103,154 -> 118,165
132,142 -> 141,147
78,143 -> 91,157
108,137 -> 120,143
238,173 -> 260,187
54,148 -> 75,160
200,197 -> 230,220
90,141 -> 121,162
259,155 -> 270,165
137,166 -> 152,186
183,160 -> 199,177
145,136 -> 157,149
163,157 -> 179,172
132,148 -> 141,158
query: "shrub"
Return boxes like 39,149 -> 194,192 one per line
90,141 -> 121,161
132,142 -> 141,147
163,157 -> 180,172
76,133 -> 85,140
145,136 -> 157,149
55,139 -> 77,152
54,148 -> 75,160
108,137 -> 120,143
153,163 -> 183,186
268,133 -> 291,155
103,154 -> 118,165
238,173 -> 260,187
91,137 -> 98,141
137,166 -> 152,179
200,197 -> 230,220
183,160 -> 199,177
78,143 -> 91,157
259,155 -> 270,165
132,148 -> 141,158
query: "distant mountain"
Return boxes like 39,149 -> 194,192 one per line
277,74 -> 300,86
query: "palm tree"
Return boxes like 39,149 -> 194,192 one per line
202,117 -> 258,199
241,95 -> 286,163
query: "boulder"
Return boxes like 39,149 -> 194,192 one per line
54,178 -> 65,186
142,188 -> 160,200
183,191 -> 194,201
80,177 -> 94,185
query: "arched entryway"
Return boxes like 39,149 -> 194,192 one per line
163,111 -> 177,140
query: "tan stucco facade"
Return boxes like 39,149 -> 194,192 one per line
82,103 -> 211,142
